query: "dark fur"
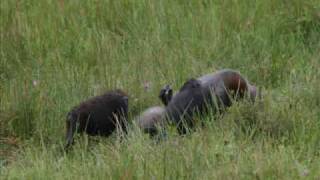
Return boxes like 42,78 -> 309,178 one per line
65,89 -> 128,149
165,78 -> 211,134
198,69 -> 257,108
160,69 -> 257,108
161,69 -> 257,134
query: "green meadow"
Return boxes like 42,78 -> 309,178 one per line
0,0 -> 320,179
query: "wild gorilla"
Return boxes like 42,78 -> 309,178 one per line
164,78 -> 210,134
136,79 -> 206,136
65,89 -> 128,149
160,69 -> 257,134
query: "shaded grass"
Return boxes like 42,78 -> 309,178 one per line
0,0 -> 320,179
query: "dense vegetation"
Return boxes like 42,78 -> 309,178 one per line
1,0 -> 319,179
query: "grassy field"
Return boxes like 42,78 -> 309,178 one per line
1,0 -> 320,179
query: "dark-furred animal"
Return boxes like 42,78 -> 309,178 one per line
136,106 -> 166,137
197,69 -> 257,107
165,78 -> 210,134
65,89 -> 128,149
161,69 -> 257,134
160,69 -> 257,107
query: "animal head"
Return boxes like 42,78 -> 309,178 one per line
179,78 -> 201,91
159,85 -> 173,106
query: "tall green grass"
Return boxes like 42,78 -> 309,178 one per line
1,0 -> 320,179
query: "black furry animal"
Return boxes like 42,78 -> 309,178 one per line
137,80 -> 201,137
65,89 -> 128,149
136,106 -> 166,137
165,78 -> 210,134
160,69 -> 257,106
161,69 -> 257,134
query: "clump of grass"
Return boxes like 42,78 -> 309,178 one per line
7,80 -> 39,139
221,93 -> 294,140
